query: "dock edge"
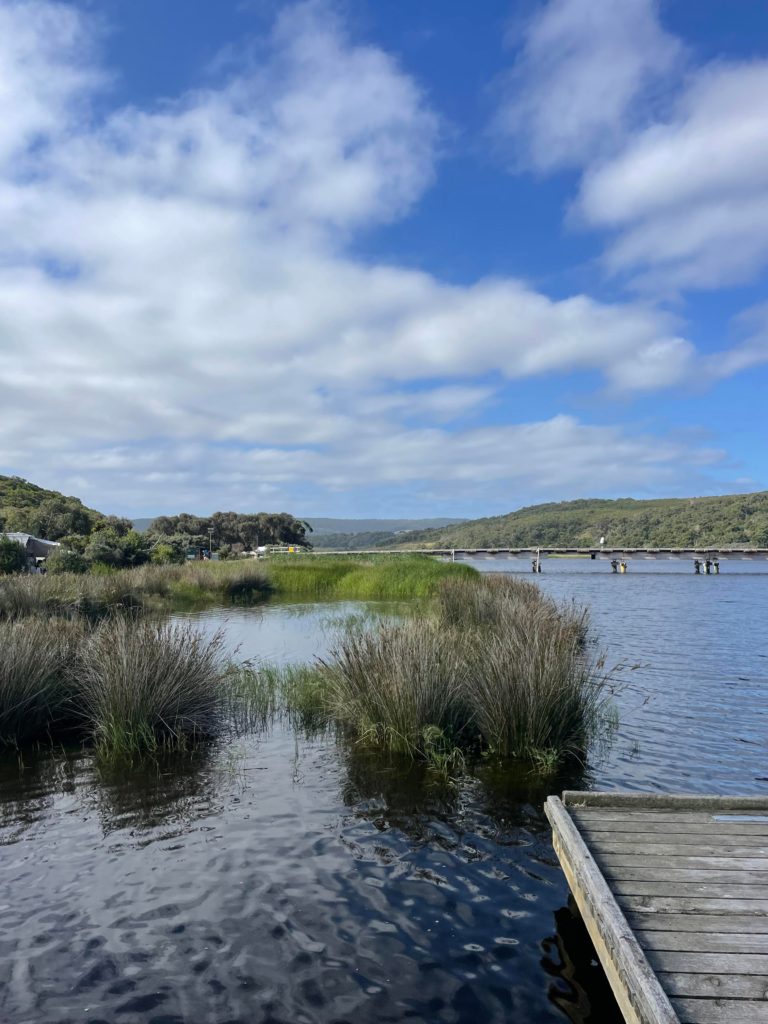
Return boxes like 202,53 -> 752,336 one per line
544,794 -> 680,1024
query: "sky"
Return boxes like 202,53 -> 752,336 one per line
1,0 -> 767,518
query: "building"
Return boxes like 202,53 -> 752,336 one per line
1,533 -> 60,569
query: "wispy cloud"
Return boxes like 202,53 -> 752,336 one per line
494,0 -> 768,292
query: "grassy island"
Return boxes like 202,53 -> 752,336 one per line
0,561 -> 613,770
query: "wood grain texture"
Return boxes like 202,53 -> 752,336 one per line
548,792 -> 768,1023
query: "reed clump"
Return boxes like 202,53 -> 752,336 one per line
74,617 -> 231,757
317,575 -> 612,771
0,617 -> 83,745
0,614 -> 233,755
0,562 -> 273,620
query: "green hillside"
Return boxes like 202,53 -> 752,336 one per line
0,475 -> 108,539
132,515 -> 466,536
385,493 -> 768,550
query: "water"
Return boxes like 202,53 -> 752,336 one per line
1,566 -> 766,1023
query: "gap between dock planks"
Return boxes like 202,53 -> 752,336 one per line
545,791 -> 768,1024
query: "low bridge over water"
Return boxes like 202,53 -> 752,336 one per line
314,547 -> 768,561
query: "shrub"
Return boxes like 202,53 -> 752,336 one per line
0,536 -> 26,575
45,547 -> 88,574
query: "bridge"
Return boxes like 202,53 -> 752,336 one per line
312,547 -> 768,560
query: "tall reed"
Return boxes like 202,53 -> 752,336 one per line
318,575 -> 612,770
0,617 -> 82,745
74,616 -> 231,756
322,619 -> 470,756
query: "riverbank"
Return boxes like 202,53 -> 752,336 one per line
0,555 -> 476,619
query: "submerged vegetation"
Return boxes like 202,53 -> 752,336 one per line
0,565 -> 614,773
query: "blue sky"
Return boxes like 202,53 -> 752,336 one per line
1,0 -> 767,517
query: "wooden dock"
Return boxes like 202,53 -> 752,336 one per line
545,791 -> 768,1024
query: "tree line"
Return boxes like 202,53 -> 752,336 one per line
0,475 -> 311,573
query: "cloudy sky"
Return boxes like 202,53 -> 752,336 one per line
1,0 -> 766,517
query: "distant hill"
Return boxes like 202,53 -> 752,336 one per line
382,493 -> 768,550
133,516 -> 467,539
0,474 -> 108,540
306,516 -> 466,535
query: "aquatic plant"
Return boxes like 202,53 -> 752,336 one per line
0,617 -> 82,745
267,555 -> 475,601
0,556 -> 466,620
322,618 -> 471,757
317,576 -> 612,771
74,616 -> 231,756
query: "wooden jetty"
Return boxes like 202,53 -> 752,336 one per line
545,791 -> 768,1024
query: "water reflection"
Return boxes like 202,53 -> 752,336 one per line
0,725 -> 622,1024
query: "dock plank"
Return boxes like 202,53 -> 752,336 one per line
604,868 -> 768,886
618,894 -> 768,915
636,930 -> 768,954
591,841 -> 768,857
672,997 -> 768,1023
612,879 -> 767,898
657,973 -> 768,999
627,912 -> 768,934
547,792 -> 768,1023
575,817 -> 768,837
582,828 -> 768,846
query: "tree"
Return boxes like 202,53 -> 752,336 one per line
85,528 -> 151,569
45,547 -> 88,574
0,536 -> 27,574
150,541 -> 186,565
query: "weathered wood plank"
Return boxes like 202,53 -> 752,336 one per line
604,867 -> 768,886
637,930 -> 768,954
550,792 -> 768,1021
672,996 -> 768,1023
644,950 -> 768,975
613,880 -> 767,899
658,972 -> 768,999
545,796 -> 679,1024
619,894 -> 768,915
592,841 -> 768,857
563,791 -> 768,811
580,823 -> 768,841
628,913 -> 768,934
601,854 -> 768,871
574,809 -> 768,826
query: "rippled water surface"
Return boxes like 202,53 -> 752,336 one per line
2,562 -> 766,1023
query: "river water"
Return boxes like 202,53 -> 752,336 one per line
1,561 -> 766,1023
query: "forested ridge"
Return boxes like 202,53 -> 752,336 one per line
0,475 -> 309,570
385,493 -> 768,549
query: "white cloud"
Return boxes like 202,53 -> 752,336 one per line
578,62 -> 768,288
494,0 -> 768,290
0,0 -> 733,513
706,303 -> 768,379
493,0 -> 681,172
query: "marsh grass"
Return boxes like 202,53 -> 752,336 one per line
0,556 -> 470,621
316,575 -> 613,772
74,617 -> 231,758
0,617 -> 82,746
232,663 -> 331,734
267,555 -> 475,601
0,567 -> 613,774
